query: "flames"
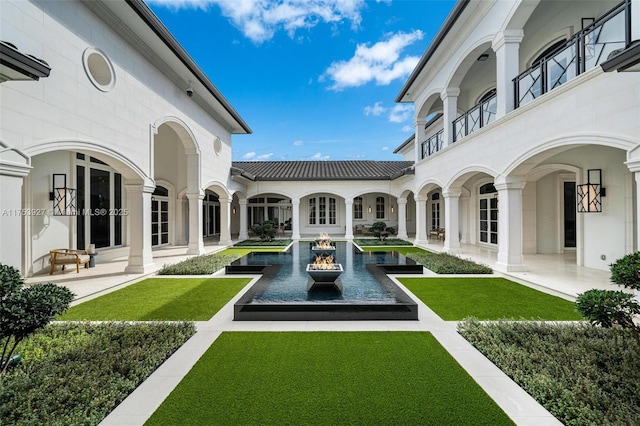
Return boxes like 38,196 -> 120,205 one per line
312,254 -> 336,270
315,233 -> 333,249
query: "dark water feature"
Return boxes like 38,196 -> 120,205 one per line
228,241 -> 421,321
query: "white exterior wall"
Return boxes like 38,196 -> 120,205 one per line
404,0 -> 639,271
0,0 -> 241,274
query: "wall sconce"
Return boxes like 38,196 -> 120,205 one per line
390,205 -> 395,213
368,206 -> 372,214
577,169 -> 605,213
232,207 -> 237,215
493,193 -> 499,210
50,174 -> 76,216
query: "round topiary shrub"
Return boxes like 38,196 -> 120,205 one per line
610,251 -> 640,290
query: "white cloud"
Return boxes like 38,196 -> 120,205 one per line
363,101 -> 386,116
242,151 -> 273,160
381,146 -> 389,151
148,0 -> 366,44
322,30 -> 424,90
307,152 -> 330,160
388,104 -> 413,123
401,124 -> 413,132
293,140 -> 305,146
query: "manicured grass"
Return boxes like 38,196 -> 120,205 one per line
399,277 -> 582,321
59,278 -> 251,321
361,246 -> 427,255
234,239 -> 292,247
146,332 -> 513,426
353,238 -> 413,246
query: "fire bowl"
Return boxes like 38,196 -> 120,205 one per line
306,263 -> 344,283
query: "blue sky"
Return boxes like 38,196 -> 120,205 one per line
148,0 -> 456,161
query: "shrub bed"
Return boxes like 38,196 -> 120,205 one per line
406,251 -> 492,274
0,321 -> 195,426
458,320 -> 640,425
234,239 -> 292,247
353,238 -> 413,246
158,253 -> 242,275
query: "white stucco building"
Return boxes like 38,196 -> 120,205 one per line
395,0 -> 640,272
1,0 -> 639,278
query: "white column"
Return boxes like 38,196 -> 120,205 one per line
494,175 -> 527,272
125,181 -> 155,274
291,198 -> 301,240
344,198 -> 354,239
443,188 -> 461,254
219,197 -> 232,246
414,118 -> 426,162
397,198 -> 408,239
238,199 -> 248,240
492,29 -> 524,117
186,191 -> 204,255
441,87 -> 460,147
414,195 -> 428,245
0,152 -> 31,272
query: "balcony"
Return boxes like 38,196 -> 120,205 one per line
452,93 -> 497,143
514,1 -> 628,108
421,129 -> 444,159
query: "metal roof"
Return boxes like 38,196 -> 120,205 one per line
231,161 -> 414,181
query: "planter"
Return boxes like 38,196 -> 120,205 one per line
306,264 -> 343,283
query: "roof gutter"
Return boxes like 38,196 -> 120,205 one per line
125,0 -> 252,134
395,0 -> 470,103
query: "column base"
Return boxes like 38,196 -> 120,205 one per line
414,239 -> 429,247
124,263 -> 155,274
187,246 -> 205,256
494,261 -> 528,272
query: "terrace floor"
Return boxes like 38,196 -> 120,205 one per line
25,237 -> 615,425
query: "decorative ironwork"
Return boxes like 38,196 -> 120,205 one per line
452,93 -> 497,142
421,129 -> 444,159
577,169 -> 605,213
514,2 -> 627,108
51,174 -> 77,216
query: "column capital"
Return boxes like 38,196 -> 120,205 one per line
625,159 -> 640,173
440,87 -> 460,100
442,188 -> 462,198
397,197 -> 407,204
345,198 -> 354,206
413,117 -> 426,127
186,191 -> 204,200
238,199 -> 248,206
494,175 -> 526,191
291,197 -> 300,206
492,29 -> 524,51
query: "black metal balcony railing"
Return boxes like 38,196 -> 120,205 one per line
452,93 -> 497,142
421,129 -> 444,159
514,2 -> 627,108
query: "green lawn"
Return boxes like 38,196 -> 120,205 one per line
361,246 -> 426,255
146,332 -> 514,426
399,277 -> 582,321
59,277 -> 251,321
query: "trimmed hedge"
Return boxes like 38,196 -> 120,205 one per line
353,238 -> 413,246
158,253 -> 242,275
406,251 -> 492,274
234,239 -> 292,247
0,321 -> 195,426
459,320 -> 640,425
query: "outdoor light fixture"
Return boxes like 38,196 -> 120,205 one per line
50,173 -> 76,216
232,207 -> 237,215
368,206 -> 372,214
577,169 -> 605,213
390,205 -> 395,214
477,53 -> 489,61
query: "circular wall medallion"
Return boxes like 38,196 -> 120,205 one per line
213,136 -> 222,155
82,47 -> 116,92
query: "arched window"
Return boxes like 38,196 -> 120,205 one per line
478,183 -> 498,245
376,196 -> 385,220
353,196 -> 363,219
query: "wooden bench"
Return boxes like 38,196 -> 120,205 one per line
49,249 -> 90,274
